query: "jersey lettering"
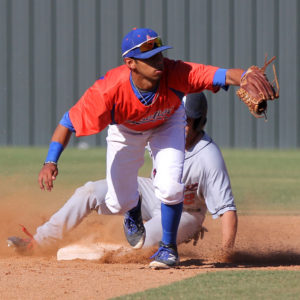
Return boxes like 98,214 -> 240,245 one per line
184,192 -> 196,205
125,107 -> 174,125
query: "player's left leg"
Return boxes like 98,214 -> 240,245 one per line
148,103 -> 186,268
104,125 -> 149,213
34,180 -> 110,246
143,212 -> 205,247
7,179 -> 109,252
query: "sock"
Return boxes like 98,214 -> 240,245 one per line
161,202 -> 183,245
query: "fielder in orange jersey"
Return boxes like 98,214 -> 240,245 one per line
12,28 -> 246,268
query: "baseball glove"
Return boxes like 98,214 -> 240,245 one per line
236,55 -> 279,119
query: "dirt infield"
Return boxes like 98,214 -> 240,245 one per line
1,214 -> 300,299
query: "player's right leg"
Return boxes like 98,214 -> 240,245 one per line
104,124 -> 149,249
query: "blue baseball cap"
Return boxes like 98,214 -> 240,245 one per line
122,28 -> 172,59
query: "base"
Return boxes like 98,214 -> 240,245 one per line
57,243 -> 129,261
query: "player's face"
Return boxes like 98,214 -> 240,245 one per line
125,53 -> 164,88
185,118 -> 195,141
185,117 -> 202,149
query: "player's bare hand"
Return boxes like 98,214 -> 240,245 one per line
184,226 -> 208,246
38,163 -> 58,191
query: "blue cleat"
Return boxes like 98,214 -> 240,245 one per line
123,198 -> 145,249
149,241 -> 179,269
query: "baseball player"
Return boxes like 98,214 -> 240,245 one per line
8,27 -> 246,268
8,92 -> 237,267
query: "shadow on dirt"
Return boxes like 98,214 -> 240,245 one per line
182,250 -> 300,268
180,258 -> 205,267
222,250 -> 300,268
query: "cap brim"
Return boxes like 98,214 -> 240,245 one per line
131,45 -> 172,59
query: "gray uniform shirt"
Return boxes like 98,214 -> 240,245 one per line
182,132 -> 236,219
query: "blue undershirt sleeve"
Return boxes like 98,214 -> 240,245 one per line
59,111 -> 75,132
213,68 -> 229,91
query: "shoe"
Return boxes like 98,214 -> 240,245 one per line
7,236 -> 34,254
149,241 -> 179,269
7,224 -> 35,254
123,198 -> 145,249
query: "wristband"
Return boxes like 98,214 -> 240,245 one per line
45,141 -> 64,164
241,70 -> 246,78
43,161 -> 57,166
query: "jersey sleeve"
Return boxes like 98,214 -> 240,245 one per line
59,111 -> 76,132
165,58 -> 221,94
213,68 -> 229,90
69,78 -> 114,137
200,144 -> 236,219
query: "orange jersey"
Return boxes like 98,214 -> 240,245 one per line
69,58 -> 219,137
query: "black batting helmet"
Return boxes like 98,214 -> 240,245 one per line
184,92 -> 208,130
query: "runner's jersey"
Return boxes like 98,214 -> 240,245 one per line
149,132 -> 236,218
182,132 -> 236,218
69,58 -> 220,136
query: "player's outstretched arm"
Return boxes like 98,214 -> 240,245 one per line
220,210 -> 238,251
225,69 -> 245,86
38,124 -> 72,191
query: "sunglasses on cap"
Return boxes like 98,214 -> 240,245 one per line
122,37 -> 163,57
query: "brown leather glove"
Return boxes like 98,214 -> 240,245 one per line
236,55 -> 279,119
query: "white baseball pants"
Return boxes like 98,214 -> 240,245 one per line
104,103 -> 186,213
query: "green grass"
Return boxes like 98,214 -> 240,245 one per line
113,270 -> 300,300
0,146 -> 151,188
221,149 -> 300,214
1,147 -> 300,213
